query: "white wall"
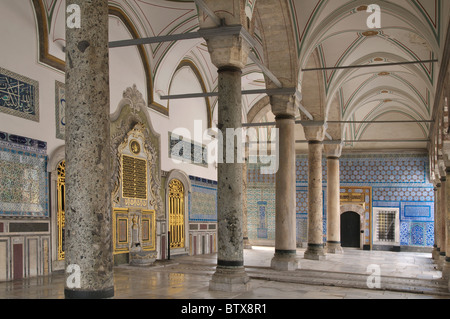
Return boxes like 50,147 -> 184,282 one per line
151,66 -> 217,180
0,0 -> 65,157
0,1 -> 217,181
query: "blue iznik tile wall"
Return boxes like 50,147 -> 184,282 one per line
0,131 -> 48,218
188,176 -> 217,222
247,154 -> 435,249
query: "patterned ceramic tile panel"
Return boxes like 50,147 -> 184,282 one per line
0,132 -> 48,218
247,187 -> 275,241
247,154 -> 435,247
188,176 -> 217,222
340,157 -> 427,185
400,221 -> 434,246
296,189 -> 308,243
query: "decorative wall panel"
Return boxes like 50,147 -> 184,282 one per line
247,154 -> 435,249
141,210 -> 156,251
188,176 -> 217,222
0,67 -> 39,122
169,132 -> 208,167
110,85 -> 162,262
55,81 -> 65,140
247,186 -> 275,242
0,131 -> 48,218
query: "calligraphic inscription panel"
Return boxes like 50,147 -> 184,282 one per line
0,67 -> 39,122
122,155 -> 147,200
55,81 -> 65,139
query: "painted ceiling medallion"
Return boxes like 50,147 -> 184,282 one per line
356,6 -> 368,12
362,30 -> 379,37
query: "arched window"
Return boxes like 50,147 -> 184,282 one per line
169,179 -> 185,249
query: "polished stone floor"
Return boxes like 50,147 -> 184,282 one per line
0,247 -> 449,300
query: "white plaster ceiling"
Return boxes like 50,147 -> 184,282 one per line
40,0 -> 449,153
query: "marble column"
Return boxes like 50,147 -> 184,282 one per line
304,126 -> 327,260
271,114 -> 299,271
325,145 -> 343,254
433,185 -> 440,261
208,42 -> 251,291
64,0 -> 114,299
243,139 -> 252,250
434,183 -> 442,262
440,177 -> 447,270
443,170 -> 450,280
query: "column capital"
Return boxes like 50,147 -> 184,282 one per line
303,124 -> 326,142
324,144 -> 343,159
271,94 -> 297,118
203,33 -> 251,70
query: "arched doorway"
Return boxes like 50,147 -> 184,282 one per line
56,160 -> 66,261
165,169 -> 191,257
341,212 -> 361,248
168,179 -> 185,249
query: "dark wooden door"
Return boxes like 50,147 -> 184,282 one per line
341,212 -> 360,248
13,244 -> 23,280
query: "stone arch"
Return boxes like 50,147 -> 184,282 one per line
340,203 -> 366,249
247,96 -> 271,124
299,48 -> 326,121
47,145 -> 66,271
48,145 -> 65,173
255,0 -> 298,89
169,59 -> 213,128
31,1 -> 162,114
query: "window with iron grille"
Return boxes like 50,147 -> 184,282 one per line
373,208 -> 399,245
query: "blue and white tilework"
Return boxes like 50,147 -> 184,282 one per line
247,154 -> 435,248
0,131 -> 48,218
188,176 -> 217,222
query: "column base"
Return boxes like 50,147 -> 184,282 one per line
271,250 -> 299,271
327,241 -> 344,254
209,266 -> 251,293
438,253 -> 446,271
432,247 -> 440,261
442,258 -> 450,280
243,237 -> 252,250
304,244 -> 327,260
65,287 -> 114,299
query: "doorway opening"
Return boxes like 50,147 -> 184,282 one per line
341,211 -> 361,248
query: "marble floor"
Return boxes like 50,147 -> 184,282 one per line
0,247 -> 449,301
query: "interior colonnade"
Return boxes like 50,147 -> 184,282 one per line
61,0 -> 450,298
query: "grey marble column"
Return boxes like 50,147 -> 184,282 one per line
304,126 -> 327,260
271,115 -> 299,271
443,170 -> 450,280
64,0 -> 114,299
440,178 -> 447,270
325,145 -> 343,254
209,66 -> 250,292
243,139 -> 252,250
434,184 -> 442,261
433,186 -> 440,261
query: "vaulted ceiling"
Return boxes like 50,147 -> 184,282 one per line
34,0 -> 449,153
